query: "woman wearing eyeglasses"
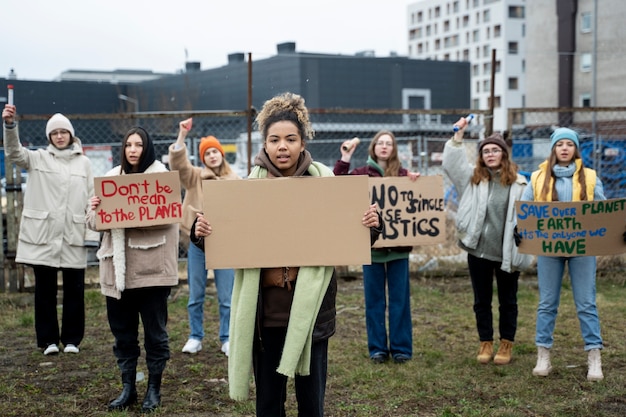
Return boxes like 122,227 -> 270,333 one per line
334,130 -> 420,365
442,119 -> 532,365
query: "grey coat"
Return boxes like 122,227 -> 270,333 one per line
442,139 -> 533,272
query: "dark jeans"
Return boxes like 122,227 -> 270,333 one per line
106,286 -> 171,375
467,254 -> 519,342
254,326 -> 328,417
33,265 -> 85,348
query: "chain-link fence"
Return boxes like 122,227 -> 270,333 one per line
3,108 -> 625,291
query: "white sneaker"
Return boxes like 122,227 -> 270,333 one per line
44,344 -> 59,355
64,344 -> 79,354
182,338 -> 202,354
532,346 -> 552,377
587,348 -> 604,381
221,341 -> 230,357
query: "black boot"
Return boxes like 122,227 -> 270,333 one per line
108,371 -> 137,411
141,373 -> 162,413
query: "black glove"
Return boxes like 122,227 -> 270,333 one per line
513,226 -> 522,247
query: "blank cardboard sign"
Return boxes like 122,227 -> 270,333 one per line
201,176 -> 371,269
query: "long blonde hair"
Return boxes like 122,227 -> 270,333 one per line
539,147 -> 588,201
368,130 -> 402,177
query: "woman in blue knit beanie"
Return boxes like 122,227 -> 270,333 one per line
520,127 -> 606,381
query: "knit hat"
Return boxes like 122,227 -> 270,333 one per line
478,133 -> 509,154
45,113 -> 75,139
550,127 -> 579,149
199,136 -> 224,158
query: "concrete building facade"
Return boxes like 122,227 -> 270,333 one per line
406,0 -> 527,131
525,0 -> 626,109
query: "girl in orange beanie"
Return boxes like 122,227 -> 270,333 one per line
168,121 -> 240,356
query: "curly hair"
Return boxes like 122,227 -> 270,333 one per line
255,92 -> 315,142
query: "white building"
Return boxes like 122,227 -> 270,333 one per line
407,0 -> 527,131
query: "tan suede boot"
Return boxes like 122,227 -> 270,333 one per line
477,341 -> 493,364
494,339 -> 514,365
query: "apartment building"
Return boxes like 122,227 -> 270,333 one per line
525,0 -> 626,110
407,0 -> 526,131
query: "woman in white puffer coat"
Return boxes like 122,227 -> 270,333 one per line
2,104 -> 95,356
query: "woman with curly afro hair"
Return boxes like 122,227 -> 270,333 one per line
192,92 -> 382,417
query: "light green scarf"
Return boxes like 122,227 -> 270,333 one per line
228,160 -> 335,401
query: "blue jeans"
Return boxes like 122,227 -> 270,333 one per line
362,258 -> 412,358
187,242 -> 234,343
535,255 -> 603,351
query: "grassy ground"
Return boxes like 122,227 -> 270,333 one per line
1,265 -> 626,416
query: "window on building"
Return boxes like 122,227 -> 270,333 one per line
508,77 -> 519,90
476,12 -> 480,24
426,24 -> 431,36
473,29 -> 480,42
453,1 -> 459,13
488,96 -> 501,108
416,27 -> 422,38
463,15 -> 469,27
418,43 -> 423,54
483,45 -> 490,57
483,62 -> 491,74
434,22 -> 438,34
580,93 -> 592,107
444,53 -> 451,60
476,81 -> 480,93
418,11 -> 423,22
508,42 -> 519,54
444,20 -> 450,32
473,0 -> 479,8
435,6 -> 440,17
495,60 -> 501,72
483,9 -> 490,23
476,47 -> 480,59
509,6 -> 525,18
486,27 -> 491,39
463,49 -> 470,61
521,59 -> 525,72
473,64 -> 479,76
472,98 -> 480,109
580,53 -> 592,72
483,79 -> 491,92
435,39 -> 441,50
494,24 -> 501,38
581,12 -> 592,33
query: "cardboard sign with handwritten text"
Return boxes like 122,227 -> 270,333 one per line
370,175 -> 446,248
94,171 -> 182,230
515,199 -> 626,256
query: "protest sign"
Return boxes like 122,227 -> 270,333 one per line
94,171 -> 182,230
515,198 -> 626,256
370,175 -> 446,248
201,176 -> 371,269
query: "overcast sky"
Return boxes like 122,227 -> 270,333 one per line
3,0 -> 413,81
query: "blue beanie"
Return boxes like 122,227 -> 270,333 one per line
550,127 -> 579,149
